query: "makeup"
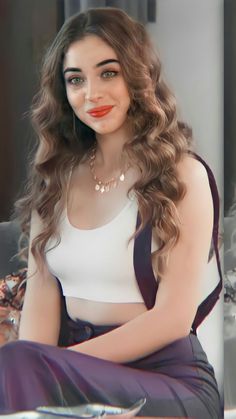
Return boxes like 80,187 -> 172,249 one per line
87,105 -> 114,118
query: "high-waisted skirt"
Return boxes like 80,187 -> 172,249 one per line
0,317 -> 222,418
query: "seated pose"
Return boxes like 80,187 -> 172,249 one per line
0,7 -> 222,418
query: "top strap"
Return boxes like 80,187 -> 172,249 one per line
133,213 -> 158,310
133,153 -> 223,333
190,153 -> 223,334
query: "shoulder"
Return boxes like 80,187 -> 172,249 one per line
30,210 -> 45,239
176,153 -> 210,191
175,153 -> 213,225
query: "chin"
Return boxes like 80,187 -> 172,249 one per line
95,120 -> 129,134
78,112 -> 129,135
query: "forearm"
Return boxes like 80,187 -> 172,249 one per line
67,305 -> 191,363
19,310 -> 60,345
19,290 -> 61,345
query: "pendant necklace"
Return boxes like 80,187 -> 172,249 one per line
88,147 -> 130,193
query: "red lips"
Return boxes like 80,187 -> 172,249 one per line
87,106 -> 113,118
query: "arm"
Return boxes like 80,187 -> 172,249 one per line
19,210 -> 61,345
67,156 -> 214,363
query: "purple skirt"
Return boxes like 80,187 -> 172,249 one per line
0,317 -> 221,418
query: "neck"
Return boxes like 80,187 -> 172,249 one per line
95,131 -> 132,171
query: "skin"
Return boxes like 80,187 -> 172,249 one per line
19,35 -> 214,371
63,34 -> 132,169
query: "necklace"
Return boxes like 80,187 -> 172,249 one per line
89,147 -> 129,193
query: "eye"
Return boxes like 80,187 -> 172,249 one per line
102,70 -> 118,79
66,76 -> 84,86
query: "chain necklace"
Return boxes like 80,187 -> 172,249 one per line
88,147 -> 130,193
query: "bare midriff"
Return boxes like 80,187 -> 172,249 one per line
65,297 -> 148,325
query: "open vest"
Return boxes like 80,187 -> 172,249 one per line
134,153 -> 223,334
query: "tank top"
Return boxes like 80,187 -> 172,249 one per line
45,194 -> 159,303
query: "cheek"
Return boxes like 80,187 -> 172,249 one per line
66,89 -> 84,110
118,84 -> 131,109
121,94 -> 131,113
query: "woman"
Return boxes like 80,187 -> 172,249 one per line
0,7 -> 222,418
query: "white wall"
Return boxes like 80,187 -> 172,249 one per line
147,0 -> 224,396
147,0 -> 223,187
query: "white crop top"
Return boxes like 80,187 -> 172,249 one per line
45,195 -> 158,303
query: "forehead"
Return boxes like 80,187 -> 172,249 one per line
63,35 -> 118,68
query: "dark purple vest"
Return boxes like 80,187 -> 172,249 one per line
133,153 -> 223,335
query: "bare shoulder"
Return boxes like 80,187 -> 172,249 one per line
175,153 -> 213,223
176,153 -> 210,190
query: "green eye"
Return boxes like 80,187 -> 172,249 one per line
102,71 -> 118,78
67,77 -> 84,85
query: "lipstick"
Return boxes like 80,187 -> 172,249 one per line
87,106 -> 113,118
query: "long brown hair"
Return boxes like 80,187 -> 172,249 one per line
15,7 -> 193,277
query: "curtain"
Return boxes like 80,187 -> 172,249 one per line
64,0 -> 156,24
0,0 -> 62,221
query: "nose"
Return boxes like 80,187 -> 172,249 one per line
84,80 -> 103,102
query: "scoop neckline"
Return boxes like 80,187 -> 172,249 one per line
65,196 -> 136,232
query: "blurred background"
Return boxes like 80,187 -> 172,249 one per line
0,0 -> 228,407
224,1 -> 236,415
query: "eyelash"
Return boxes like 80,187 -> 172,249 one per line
66,70 -> 119,86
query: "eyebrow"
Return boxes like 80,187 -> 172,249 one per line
63,59 -> 120,75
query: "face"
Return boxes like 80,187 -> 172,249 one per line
63,35 -> 131,138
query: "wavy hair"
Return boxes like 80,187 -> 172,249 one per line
15,7 -> 194,278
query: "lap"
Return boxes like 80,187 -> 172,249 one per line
0,338 -> 221,418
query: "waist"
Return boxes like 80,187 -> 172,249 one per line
65,296 -> 147,325
60,316 -> 212,373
